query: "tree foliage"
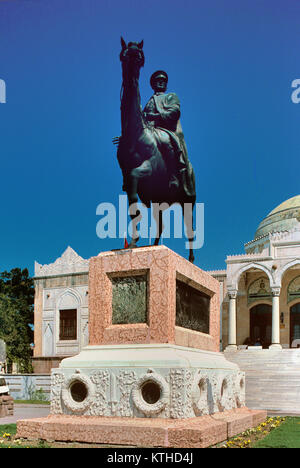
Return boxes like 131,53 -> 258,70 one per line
0,268 -> 34,373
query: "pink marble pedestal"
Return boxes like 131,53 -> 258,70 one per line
89,245 -> 220,351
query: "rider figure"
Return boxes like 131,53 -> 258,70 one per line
114,68 -> 194,198
143,70 -> 188,190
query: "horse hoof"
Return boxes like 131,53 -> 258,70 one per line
127,242 -> 138,249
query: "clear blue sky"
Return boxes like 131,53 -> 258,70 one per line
0,0 -> 299,275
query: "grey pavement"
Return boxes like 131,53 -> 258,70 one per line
0,404 -> 50,425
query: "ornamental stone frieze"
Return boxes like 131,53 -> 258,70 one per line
50,364 -> 245,419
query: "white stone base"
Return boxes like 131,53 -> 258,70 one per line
225,345 -> 238,351
50,344 -> 246,419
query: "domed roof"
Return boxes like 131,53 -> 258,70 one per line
255,195 -> 300,239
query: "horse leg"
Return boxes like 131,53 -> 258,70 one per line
126,160 -> 152,248
182,202 -> 195,263
152,207 -> 164,246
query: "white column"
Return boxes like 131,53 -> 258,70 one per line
269,287 -> 282,349
226,290 -> 238,350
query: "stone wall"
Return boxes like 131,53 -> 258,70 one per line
3,374 -> 51,401
32,357 -> 64,374
0,395 -> 14,417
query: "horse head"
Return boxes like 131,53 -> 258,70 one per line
120,37 -> 145,81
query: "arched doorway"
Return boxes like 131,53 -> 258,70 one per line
250,304 -> 272,348
290,303 -> 300,347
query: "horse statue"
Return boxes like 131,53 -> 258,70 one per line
115,38 -> 196,263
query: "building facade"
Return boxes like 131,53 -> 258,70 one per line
210,195 -> 300,350
32,247 -> 89,373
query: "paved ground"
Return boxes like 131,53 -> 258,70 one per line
0,404 -> 50,425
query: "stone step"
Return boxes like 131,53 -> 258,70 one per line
16,409 -> 267,448
223,349 -> 300,413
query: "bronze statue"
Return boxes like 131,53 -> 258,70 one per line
115,38 -> 196,262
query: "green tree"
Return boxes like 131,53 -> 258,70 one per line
0,268 -> 34,373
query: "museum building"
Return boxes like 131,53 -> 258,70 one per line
210,195 -> 300,350
32,195 -> 300,372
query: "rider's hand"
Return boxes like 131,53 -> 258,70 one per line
112,136 -> 121,146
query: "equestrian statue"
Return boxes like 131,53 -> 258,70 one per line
114,38 -> 196,262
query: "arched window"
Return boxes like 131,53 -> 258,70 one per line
59,309 -> 77,340
58,291 -> 79,342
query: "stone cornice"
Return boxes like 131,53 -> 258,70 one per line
226,254 -> 272,264
206,269 -> 227,276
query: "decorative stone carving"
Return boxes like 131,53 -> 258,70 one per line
271,287 -> 281,297
82,320 -> 89,347
117,370 -> 138,417
50,363 -> 245,419
35,246 -> 89,277
132,369 -> 169,416
234,371 -> 246,408
218,377 -> 229,412
50,372 -> 65,414
191,370 -> 210,416
228,290 -> 237,300
208,373 -> 222,413
169,369 -> 193,418
61,372 -> 96,414
43,322 -> 54,357
88,370 -> 110,416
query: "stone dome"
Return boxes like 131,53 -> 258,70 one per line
255,195 -> 300,239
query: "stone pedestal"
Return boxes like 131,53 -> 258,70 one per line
17,246 -> 266,447
88,246 -> 220,351
50,344 -> 246,419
